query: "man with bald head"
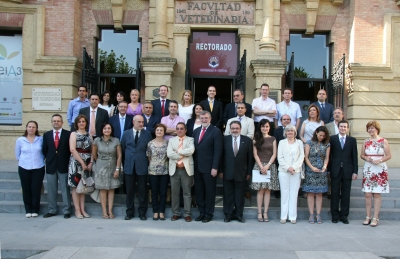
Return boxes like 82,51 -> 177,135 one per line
121,115 -> 152,221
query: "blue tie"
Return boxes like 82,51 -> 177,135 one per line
340,137 -> 344,149
120,117 -> 125,140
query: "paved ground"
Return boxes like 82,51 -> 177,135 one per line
0,213 -> 399,259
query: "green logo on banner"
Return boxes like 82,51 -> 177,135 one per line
0,44 -> 20,60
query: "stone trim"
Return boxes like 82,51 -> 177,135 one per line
0,0 -> 23,3
111,0 -> 126,30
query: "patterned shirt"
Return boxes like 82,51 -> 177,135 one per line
146,140 -> 169,175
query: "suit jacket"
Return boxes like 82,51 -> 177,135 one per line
313,102 -> 334,124
223,102 -> 252,125
186,118 -> 196,137
193,125 -> 223,174
224,116 -> 255,139
167,136 -> 195,176
151,99 -> 170,118
143,114 -> 160,138
121,129 -> 152,175
222,135 -> 254,181
329,134 -> 358,179
200,99 -> 223,129
277,139 -> 304,173
109,114 -> 133,140
79,107 -> 109,137
326,121 -> 351,136
42,129 -> 71,174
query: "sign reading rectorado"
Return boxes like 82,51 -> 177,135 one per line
175,1 -> 254,25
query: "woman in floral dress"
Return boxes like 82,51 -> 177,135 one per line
303,126 -> 330,224
360,121 -> 392,227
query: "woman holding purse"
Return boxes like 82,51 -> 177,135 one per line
68,114 -> 92,219
278,124 -> 304,224
15,121 -> 45,218
92,123 -> 122,219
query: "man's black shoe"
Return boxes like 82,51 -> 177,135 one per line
64,214 -> 71,219
139,215 -> 147,221
43,213 -> 56,218
195,215 -> 204,221
224,217 -> 231,223
125,215 -> 134,220
332,219 -> 338,223
340,217 -> 349,224
202,217 -> 212,223
237,217 -> 246,223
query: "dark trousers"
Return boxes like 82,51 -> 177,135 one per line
194,171 -> 217,218
223,179 -> 245,217
125,167 -> 148,216
330,168 -> 352,219
18,166 -> 45,214
148,174 -> 169,213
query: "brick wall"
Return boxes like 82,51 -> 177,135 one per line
0,13 -> 25,27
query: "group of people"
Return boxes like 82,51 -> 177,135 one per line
15,84 -> 391,227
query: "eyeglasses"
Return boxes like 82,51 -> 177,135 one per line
233,95 -> 240,97
176,128 -> 185,130
282,119 -> 291,121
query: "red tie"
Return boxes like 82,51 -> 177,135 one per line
161,100 -> 165,117
199,127 -> 206,143
54,131 -> 59,149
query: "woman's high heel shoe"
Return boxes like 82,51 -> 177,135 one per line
362,216 -> 371,225
257,212 -> 264,222
309,214 -> 315,224
316,214 -> 322,224
370,218 -> 379,227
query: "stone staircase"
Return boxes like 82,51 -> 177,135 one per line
1,160 -> 400,221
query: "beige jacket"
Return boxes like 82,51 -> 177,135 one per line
167,136 -> 195,176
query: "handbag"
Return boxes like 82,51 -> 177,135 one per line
300,163 -> 305,179
76,170 -> 95,194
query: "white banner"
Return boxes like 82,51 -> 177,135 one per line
0,35 -> 23,125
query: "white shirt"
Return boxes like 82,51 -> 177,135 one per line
53,128 -> 63,140
334,121 -> 339,135
252,96 -> 276,122
198,124 -> 210,142
159,98 -> 167,106
178,104 -> 194,123
98,103 -> 114,116
132,128 -> 141,138
232,135 -> 241,150
275,100 -> 302,126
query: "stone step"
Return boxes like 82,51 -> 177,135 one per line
2,200 -> 400,221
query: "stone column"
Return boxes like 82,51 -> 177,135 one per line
259,0 -> 276,52
149,0 -> 170,57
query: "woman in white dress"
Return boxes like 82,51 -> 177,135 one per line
98,91 -> 114,116
360,121 -> 391,227
178,90 -> 194,123
299,104 -> 324,143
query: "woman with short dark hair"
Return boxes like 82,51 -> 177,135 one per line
15,121 -> 45,218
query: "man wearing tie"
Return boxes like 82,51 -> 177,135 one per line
79,93 -> 109,138
200,85 -> 223,129
167,122 -> 195,222
223,89 -> 252,125
313,89 -> 334,124
220,121 -> 253,223
329,120 -> 358,224
109,101 -> 133,140
151,85 -> 170,118
224,102 -> 255,138
142,101 -> 160,138
193,111 -> 223,223
42,114 -> 71,219
121,115 -> 152,221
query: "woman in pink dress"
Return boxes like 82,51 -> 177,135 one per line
360,121 -> 392,227
126,89 -> 143,116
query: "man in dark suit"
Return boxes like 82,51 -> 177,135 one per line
329,120 -> 358,224
200,85 -> 223,129
220,121 -> 253,223
151,85 -> 170,118
142,101 -> 160,138
109,101 -> 133,140
42,114 -> 72,219
193,111 -> 223,223
313,89 -> 334,124
79,92 -> 109,138
223,89 -> 252,125
121,115 -> 153,221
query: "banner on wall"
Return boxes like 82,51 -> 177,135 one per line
190,32 -> 238,77
0,35 -> 23,125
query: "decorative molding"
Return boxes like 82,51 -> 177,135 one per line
238,26 -> 256,37
305,0 -> 319,34
345,64 -> 353,94
0,0 -> 23,3
396,0 -> 400,6
111,0 -> 125,30
124,0 -> 145,11
331,0 -> 344,5
173,24 -> 190,34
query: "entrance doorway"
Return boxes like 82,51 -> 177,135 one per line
192,78 -> 233,107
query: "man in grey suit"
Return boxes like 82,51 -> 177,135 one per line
121,115 -> 152,221
167,122 -> 195,222
313,89 -> 334,124
79,92 -> 109,138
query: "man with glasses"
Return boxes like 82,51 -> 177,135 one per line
167,122 -> 195,222
223,89 -> 252,126
274,88 -> 302,130
67,85 -> 89,131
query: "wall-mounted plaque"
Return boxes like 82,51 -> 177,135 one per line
32,88 -> 62,110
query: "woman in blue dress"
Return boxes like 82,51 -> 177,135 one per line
303,126 -> 330,224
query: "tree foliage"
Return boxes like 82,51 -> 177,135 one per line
294,66 -> 312,78
98,49 -> 135,74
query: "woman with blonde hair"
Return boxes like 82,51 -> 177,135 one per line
178,90 -> 194,123
126,89 -> 143,116
360,120 -> 391,227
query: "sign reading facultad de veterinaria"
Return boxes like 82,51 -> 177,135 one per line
32,88 -> 62,111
